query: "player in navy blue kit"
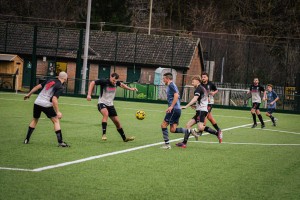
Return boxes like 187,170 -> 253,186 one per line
247,78 -> 266,128
160,72 -> 191,149
87,73 -> 137,142
264,84 -> 279,126
23,71 -> 69,147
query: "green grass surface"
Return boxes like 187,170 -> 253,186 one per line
0,93 -> 299,200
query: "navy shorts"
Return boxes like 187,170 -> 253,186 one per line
164,108 -> 181,125
267,108 -> 275,114
192,110 -> 208,123
98,103 -> 118,117
33,104 -> 57,118
252,102 -> 261,110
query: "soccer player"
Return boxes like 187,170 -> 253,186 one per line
199,72 -> 221,134
247,78 -> 266,128
160,72 -> 191,150
23,71 -> 69,147
264,84 -> 279,126
176,76 -> 222,148
87,72 -> 137,142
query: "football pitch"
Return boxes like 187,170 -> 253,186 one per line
0,93 -> 299,200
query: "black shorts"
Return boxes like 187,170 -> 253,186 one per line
252,102 -> 261,110
33,104 -> 57,118
192,110 -> 208,123
207,104 -> 213,113
98,103 -> 118,117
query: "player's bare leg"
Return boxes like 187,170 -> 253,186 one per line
24,118 -> 39,144
50,117 -> 69,147
256,109 -> 265,128
111,116 -> 134,142
100,108 -> 109,140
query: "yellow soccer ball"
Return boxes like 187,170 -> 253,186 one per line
136,110 -> 146,120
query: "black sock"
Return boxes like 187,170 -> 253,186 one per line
102,122 -> 107,135
26,127 -> 35,140
257,114 -> 264,125
117,128 -> 126,141
252,113 -> 257,124
269,115 -> 275,123
213,123 -> 220,131
183,129 -> 191,144
204,126 -> 217,136
55,130 -> 63,143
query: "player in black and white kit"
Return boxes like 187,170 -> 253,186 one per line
176,76 -> 222,148
247,78 -> 266,128
87,73 -> 138,142
23,71 -> 69,147
200,72 -> 222,132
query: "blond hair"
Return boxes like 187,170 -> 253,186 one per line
191,75 -> 201,82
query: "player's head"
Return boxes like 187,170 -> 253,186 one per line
191,75 -> 201,87
163,72 -> 173,85
201,72 -> 209,83
253,78 -> 259,85
110,73 -> 119,85
58,71 -> 68,83
267,84 -> 273,91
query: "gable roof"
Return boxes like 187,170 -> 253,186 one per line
0,54 -> 18,61
0,22 -> 199,68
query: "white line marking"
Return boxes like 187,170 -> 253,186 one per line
189,141 -> 300,146
0,121 -> 274,172
0,167 -> 33,172
243,127 -> 300,135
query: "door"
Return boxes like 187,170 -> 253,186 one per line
98,65 -> 111,79
22,60 -> 31,87
126,67 -> 141,83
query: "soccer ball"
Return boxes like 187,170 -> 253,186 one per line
136,110 -> 146,120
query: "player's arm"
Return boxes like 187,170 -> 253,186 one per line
262,89 -> 267,101
210,89 -> 218,96
24,84 -> 43,100
120,82 -> 138,91
87,81 -> 95,101
52,96 -> 62,119
181,95 -> 198,109
270,93 -> 279,105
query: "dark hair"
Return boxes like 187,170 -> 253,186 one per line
163,72 -> 173,80
201,72 -> 209,78
111,73 -> 119,79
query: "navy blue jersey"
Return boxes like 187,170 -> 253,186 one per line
266,90 -> 278,109
166,82 -> 181,109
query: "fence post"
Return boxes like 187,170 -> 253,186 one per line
75,29 -> 83,94
30,26 -> 37,90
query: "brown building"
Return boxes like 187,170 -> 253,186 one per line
0,22 -> 204,94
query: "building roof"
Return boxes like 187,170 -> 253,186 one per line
0,54 -> 18,61
0,22 -> 199,68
